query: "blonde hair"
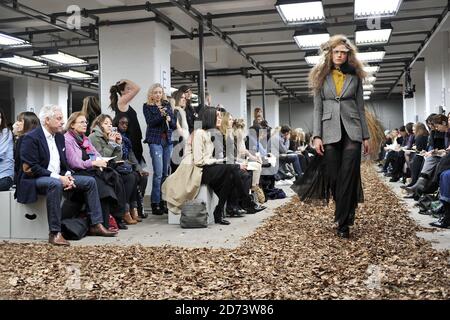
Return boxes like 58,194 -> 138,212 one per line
219,112 -> 232,136
291,128 -> 305,143
65,112 -> 86,132
147,83 -> 168,105
308,34 -> 367,95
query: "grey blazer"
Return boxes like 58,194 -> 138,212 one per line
313,73 -> 370,145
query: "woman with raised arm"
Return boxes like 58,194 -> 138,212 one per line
109,79 -> 144,165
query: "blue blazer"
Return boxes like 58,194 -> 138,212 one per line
15,126 -> 71,204
143,101 -> 177,145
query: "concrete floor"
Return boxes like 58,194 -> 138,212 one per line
70,184 -> 297,249
375,165 -> 450,251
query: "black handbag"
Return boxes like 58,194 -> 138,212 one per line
180,200 -> 208,228
61,217 -> 89,240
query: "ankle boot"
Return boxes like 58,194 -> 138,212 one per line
214,206 -> 230,225
137,193 -> 147,218
405,177 -> 427,194
131,208 -> 142,222
430,202 -> 450,228
123,212 -> 137,225
160,201 -> 169,214
337,225 -> 350,238
151,203 -> 163,215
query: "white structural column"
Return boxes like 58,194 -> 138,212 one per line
207,75 -> 247,120
403,60 -> 425,124
13,76 -> 68,119
99,21 -> 172,194
99,21 -> 171,115
424,32 -> 448,116
250,95 -> 280,127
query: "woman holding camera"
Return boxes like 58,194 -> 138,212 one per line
143,83 -> 177,215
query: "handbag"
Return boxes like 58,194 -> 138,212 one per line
180,199 -> 208,228
61,217 -> 89,240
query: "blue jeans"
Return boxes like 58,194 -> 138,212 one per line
150,139 -> 173,204
440,169 -> 450,204
36,175 -> 103,232
0,176 -> 13,191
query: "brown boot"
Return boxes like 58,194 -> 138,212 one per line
123,212 -> 137,225
252,186 -> 266,204
131,208 -> 142,222
49,232 -> 70,246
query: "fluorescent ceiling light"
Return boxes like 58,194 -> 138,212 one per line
0,54 -> 46,68
275,0 -> 325,25
355,25 -> 393,46
357,51 -> 385,62
363,91 -> 372,95
363,84 -> 374,91
364,96 -> 371,100
49,69 -> 93,80
0,32 -> 31,47
35,49 -> 87,65
294,30 -> 330,50
364,66 -> 380,73
364,76 -> 377,84
304,51 -> 321,65
354,0 -> 403,19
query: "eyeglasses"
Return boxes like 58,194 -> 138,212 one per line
76,121 -> 88,125
119,121 -> 129,125
332,50 -> 349,55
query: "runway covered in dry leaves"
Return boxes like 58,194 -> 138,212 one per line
0,163 -> 448,299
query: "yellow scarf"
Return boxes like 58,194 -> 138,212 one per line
331,68 -> 346,96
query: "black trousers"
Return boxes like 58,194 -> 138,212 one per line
201,164 -> 250,211
228,170 -> 252,209
323,127 -> 362,229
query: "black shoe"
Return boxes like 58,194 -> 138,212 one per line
117,219 -> 128,230
160,201 -> 168,214
137,194 -> 148,219
389,176 -> 400,182
226,207 -> 245,217
429,218 -> 450,229
403,194 -> 416,199
337,226 -> 350,238
213,206 -> 230,225
151,203 -> 163,215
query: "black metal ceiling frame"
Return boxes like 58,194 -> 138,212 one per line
167,0 -> 302,100
388,1 -> 450,96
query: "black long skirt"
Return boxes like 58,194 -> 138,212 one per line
291,126 -> 364,228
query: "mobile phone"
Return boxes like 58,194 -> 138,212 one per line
112,127 -> 118,133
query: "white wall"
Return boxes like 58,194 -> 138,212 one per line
12,75 -> 68,119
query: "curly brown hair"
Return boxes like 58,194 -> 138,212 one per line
308,34 -> 367,95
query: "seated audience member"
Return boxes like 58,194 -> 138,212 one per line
64,112 -> 129,230
12,112 -> 40,185
430,168 -> 450,229
401,122 -> 429,188
171,90 -> 190,173
406,114 -> 449,195
16,105 -> 117,246
276,125 -> 303,177
219,113 -> 265,216
233,118 -> 266,204
116,115 -> 149,219
89,114 -> 141,224
162,107 -> 262,225
0,108 -> 14,191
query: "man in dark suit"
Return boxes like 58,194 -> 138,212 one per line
16,105 -> 117,246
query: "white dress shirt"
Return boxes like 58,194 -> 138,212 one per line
42,126 -> 61,180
